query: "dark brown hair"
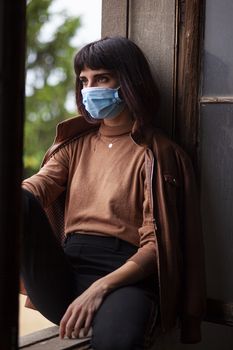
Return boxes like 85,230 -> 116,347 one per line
74,36 -> 160,133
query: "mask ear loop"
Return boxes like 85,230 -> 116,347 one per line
115,87 -> 124,102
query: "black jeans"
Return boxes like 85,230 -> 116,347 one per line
21,189 -> 158,350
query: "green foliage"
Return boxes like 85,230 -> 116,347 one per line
24,0 -> 81,177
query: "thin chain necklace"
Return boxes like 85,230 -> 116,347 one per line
98,132 -> 127,149
99,134 -> 121,148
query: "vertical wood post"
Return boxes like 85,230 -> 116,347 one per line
175,0 -> 204,164
0,0 -> 26,348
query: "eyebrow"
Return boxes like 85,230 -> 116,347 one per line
79,72 -> 113,79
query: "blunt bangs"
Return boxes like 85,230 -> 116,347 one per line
74,40 -> 117,75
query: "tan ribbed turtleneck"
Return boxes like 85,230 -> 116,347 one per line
22,120 -> 156,275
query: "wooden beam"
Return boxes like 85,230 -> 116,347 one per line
201,96 -> 233,104
0,0 -> 26,348
175,0 -> 204,163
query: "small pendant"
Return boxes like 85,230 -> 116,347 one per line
108,143 -> 113,148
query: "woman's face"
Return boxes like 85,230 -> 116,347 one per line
79,67 -> 119,89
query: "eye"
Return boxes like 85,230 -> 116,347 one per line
79,77 -> 87,86
97,75 -> 109,83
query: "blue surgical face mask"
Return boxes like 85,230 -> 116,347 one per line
81,87 -> 125,120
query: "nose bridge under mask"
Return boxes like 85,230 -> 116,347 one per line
81,87 -> 125,120
82,86 -> 121,99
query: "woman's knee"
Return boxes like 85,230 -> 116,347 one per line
91,329 -> 144,350
91,286 -> 155,350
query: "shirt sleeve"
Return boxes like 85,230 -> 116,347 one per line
127,162 -> 157,276
22,145 -> 70,208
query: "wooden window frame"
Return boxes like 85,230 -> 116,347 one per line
175,0 -> 233,327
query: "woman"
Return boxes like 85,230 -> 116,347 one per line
21,36 -> 205,349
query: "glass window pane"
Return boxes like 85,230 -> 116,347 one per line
200,103 -> 233,301
203,0 -> 233,96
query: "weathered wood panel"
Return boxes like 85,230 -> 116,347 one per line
19,326 -> 91,350
102,0 -> 129,37
19,326 -> 60,348
0,0 -> 26,349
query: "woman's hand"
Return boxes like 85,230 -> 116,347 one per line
59,261 -> 145,339
59,279 -> 108,339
